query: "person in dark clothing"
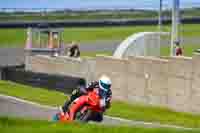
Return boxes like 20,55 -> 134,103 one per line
61,75 -> 112,113
68,43 -> 80,58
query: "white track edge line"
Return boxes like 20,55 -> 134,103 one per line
0,94 -> 198,130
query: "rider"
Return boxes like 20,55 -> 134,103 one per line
60,75 -> 112,114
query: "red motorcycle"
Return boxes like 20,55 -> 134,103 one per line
52,88 -> 107,123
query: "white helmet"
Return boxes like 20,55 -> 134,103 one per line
99,75 -> 112,92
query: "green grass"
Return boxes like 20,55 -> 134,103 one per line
0,29 -> 26,47
1,80 -> 200,128
0,11 -> 158,21
0,80 -> 67,106
62,26 -> 156,43
81,51 -> 113,57
107,101 -> 200,128
0,8 -> 200,21
0,24 -> 200,47
1,117 -> 198,133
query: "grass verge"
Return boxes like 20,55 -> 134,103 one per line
161,44 -> 200,57
107,101 -> 200,128
0,80 -> 67,106
1,80 -> 200,128
0,117 -> 198,133
0,24 -> 200,47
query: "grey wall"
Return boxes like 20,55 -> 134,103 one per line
25,54 -> 200,114
0,48 -> 24,67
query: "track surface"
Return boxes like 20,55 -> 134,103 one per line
0,94 -> 196,130
0,19 -> 171,28
0,17 -> 200,28
80,37 -> 200,53
1,37 -> 200,52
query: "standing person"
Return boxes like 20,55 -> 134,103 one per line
53,33 -> 59,57
68,41 -> 80,58
53,33 -> 59,49
174,41 -> 183,56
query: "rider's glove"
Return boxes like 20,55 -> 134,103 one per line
105,96 -> 112,109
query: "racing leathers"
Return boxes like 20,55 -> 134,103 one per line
61,81 -> 112,113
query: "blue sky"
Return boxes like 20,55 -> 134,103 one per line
0,0 -> 200,10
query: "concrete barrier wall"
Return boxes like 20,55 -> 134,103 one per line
94,55 -> 200,113
128,56 -> 169,107
94,56 -> 129,101
25,54 -> 200,114
127,57 -> 147,103
26,55 -> 90,77
164,56 -> 193,112
191,54 -> 200,113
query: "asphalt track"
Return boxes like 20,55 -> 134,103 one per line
1,37 -> 200,53
0,19 -> 173,28
79,37 -> 200,53
0,37 -> 199,67
80,40 -> 120,52
0,94 -> 197,130
0,17 -> 200,28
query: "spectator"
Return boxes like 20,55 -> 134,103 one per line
68,41 -> 80,58
174,41 -> 183,56
53,33 -> 59,49
52,33 -> 59,57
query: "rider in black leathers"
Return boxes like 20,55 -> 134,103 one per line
61,76 -> 112,122
61,80 -> 112,113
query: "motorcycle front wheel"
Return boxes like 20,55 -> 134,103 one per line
75,108 -> 92,122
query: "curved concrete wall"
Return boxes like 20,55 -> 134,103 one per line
113,32 -> 169,58
26,54 -> 200,114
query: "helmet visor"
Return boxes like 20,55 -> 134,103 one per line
100,80 -> 111,91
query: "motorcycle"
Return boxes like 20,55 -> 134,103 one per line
52,88 -> 108,123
